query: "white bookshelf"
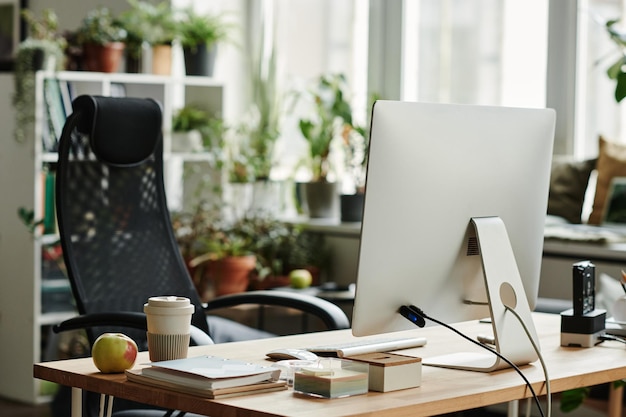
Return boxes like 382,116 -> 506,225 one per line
0,71 -> 224,404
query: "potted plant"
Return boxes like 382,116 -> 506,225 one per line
340,121 -> 367,222
172,202 -> 259,300
13,9 -> 66,142
116,0 -> 152,73
339,93 -> 378,222
238,31 -> 284,214
178,8 -> 230,76
124,0 -> 176,75
172,201 -> 327,299
117,0 -> 176,74
297,73 -> 356,218
76,7 -> 127,73
172,104 -> 210,152
250,220 -> 329,290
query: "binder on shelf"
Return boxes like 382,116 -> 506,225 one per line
43,169 -> 56,234
43,79 -> 68,151
58,80 -> 73,115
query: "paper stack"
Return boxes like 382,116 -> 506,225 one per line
125,355 -> 286,399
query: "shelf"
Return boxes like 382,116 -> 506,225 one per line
40,70 -> 223,87
0,70 -> 226,404
40,153 -> 59,163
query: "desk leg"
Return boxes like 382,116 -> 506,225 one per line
507,400 -> 519,417
71,387 -> 82,417
608,384 -> 623,417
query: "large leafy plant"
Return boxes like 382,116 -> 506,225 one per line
298,74 -> 356,182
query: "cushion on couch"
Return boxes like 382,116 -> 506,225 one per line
588,135 -> 626,225
547,156 -> 596,224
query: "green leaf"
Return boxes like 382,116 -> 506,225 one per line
559,387 -> 589,413
616,72 -> 626,102
607,56 -> 625,80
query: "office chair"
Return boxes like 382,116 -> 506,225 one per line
52,95 -> 349,417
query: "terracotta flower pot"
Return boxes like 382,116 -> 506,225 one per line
209,255 -> 256,297
82,42 -> 125,73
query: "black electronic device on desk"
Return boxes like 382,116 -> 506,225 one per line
560,261 -> 606,347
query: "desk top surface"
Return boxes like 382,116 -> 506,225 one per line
34,313 -> 626,417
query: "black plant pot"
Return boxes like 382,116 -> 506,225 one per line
183,43 -> 217,76
125,54 -> 142,73
340,193 -> 365,222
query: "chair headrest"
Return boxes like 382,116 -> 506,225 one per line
72,95 -> 163,166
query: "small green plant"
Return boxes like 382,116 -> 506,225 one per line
21,9 -> 66,47
178,8 -> 230,52
116,0 -> 151,60
17,207 -> 43,233
119,0 -> 175,45
76,7 -> 127,45
172,105 -> 211,132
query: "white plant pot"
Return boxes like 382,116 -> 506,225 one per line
171,130 -> 203,152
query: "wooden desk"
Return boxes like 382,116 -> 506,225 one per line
34,313 -> 626,417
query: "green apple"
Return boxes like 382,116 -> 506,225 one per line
289,269 -> 313,289
92,333 -> 138,373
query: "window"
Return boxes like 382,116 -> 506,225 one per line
395,0 -> 548,108
576,0 -> 626,156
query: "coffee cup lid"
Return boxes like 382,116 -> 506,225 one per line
146,296 -> 190,308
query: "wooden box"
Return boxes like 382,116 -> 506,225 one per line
346,352 -> 421,392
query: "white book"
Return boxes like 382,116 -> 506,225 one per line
141,355 -> 280,390
125,368 -> 287,399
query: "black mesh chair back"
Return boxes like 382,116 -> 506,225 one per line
56,95 -> 210,347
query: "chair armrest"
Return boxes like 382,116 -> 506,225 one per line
203,290 -> 351,330
53,312 -> 214,346
52,312 -> 147,334
190,325 -> 214,346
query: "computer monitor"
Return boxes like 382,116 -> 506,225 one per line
352,100 -> 556,372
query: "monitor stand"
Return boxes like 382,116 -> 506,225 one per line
422,216 -> 540,372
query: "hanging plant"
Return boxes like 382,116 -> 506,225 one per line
13,39 -> 65,143
13,9 -> 66,143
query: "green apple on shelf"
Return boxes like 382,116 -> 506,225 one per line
289,269 -> 313,289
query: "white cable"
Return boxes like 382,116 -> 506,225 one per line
505,306 -> 551,417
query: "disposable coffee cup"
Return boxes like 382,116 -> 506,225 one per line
144,296 -> 194,362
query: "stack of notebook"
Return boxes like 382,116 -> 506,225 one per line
125,355 -> 286,399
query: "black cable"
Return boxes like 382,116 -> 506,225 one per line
599,333 -> 626,344
400,305 -> 545,417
